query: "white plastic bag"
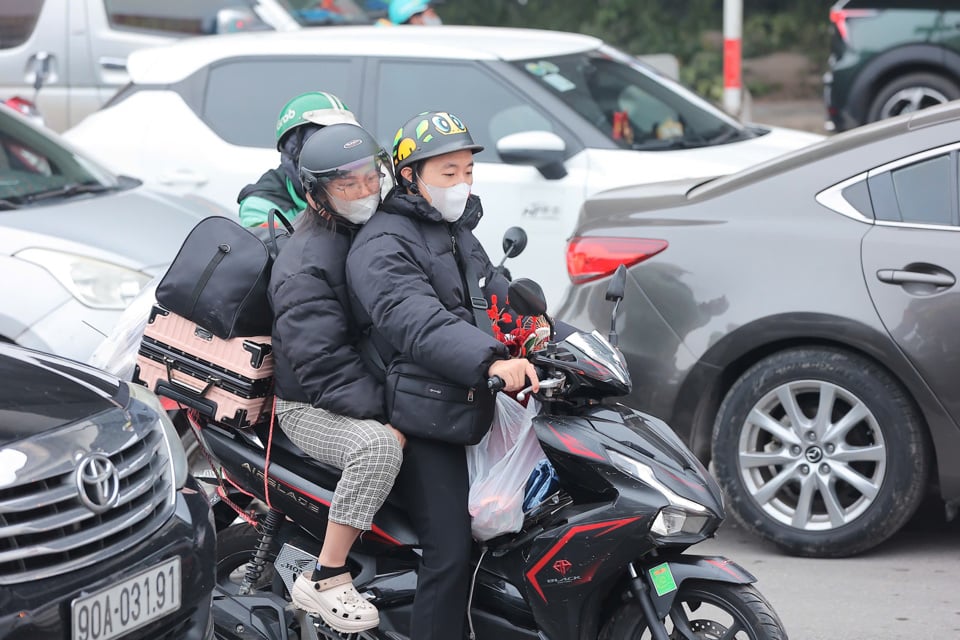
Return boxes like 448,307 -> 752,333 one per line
467,394 -> 545,541
87,276 -> 160,381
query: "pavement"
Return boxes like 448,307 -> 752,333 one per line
749,98 -> 828,135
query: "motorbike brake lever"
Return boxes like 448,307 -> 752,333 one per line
517,376 -> 564,402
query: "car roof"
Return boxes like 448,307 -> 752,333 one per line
128,25 -> 603,84
691,100 -> 960,199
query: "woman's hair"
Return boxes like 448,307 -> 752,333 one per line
294,197 -> 338,235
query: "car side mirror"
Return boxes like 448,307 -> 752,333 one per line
496,131 -> 567,180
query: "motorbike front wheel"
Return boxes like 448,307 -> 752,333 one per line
216,522 -> 277,594
600,581 -> 787,640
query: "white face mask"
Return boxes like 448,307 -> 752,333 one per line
420,180 -> 470,222
420,14 -> 442,25
327,191 -> 379,224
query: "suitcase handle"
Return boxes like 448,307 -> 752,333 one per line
163,357 -> 217,396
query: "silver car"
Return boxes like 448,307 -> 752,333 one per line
0,103 -> 227,362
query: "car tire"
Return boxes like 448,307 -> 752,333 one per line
712,347 -> 929,557
866,72 -> 960,124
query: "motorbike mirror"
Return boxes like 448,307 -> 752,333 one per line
605,265 -> 627,302
605,265 -> 627,347
501,226 -> 527,260
508,279 -> 548,317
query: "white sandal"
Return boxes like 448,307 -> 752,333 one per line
291,571 -> 380,633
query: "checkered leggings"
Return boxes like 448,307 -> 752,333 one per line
275,399 -> 402,530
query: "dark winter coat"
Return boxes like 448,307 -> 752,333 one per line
268,211 -> 385,420
346,191 -> 510,387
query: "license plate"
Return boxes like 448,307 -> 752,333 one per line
71,557 -> 181,640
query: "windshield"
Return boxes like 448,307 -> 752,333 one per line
273,0 -> 371,25
511,46 -> 750,151
0,108 -> 119,208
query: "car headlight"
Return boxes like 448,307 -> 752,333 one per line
607,448 -> 708,514
16,248 -> 150,309
128,382 -> 188,489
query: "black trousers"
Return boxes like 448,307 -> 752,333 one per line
396,436 -> 472,640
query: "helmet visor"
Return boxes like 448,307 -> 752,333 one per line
316,150 -> 395,203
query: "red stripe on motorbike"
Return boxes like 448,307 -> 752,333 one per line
705,557 -> 745,580
547,425 -> 604,461
271,476 -> 404,546
526,517 -> 641,602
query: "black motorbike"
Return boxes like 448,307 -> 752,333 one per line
191,255 -> 788,640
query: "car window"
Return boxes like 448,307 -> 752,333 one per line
202,58 -> 358,148
0,109 -> 117,203
103,0 -> 264,35
868,152 -> 957,226
374,60 -> 560,163
0,0 -> 45,49
270,0 -> 370,25
510,46 -> 750,151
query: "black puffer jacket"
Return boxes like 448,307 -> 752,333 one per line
269,212 -> 385,420
346,192 -> 509,387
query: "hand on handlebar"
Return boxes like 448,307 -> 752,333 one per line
487,358 -> 540,393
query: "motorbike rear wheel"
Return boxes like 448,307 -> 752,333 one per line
600,581 -> 787,640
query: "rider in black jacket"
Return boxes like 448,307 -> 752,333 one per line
268,123 -> 402,635
346,111 -> 538,640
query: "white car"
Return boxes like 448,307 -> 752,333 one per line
0,103 -> 229,363
0,0 -> 371,132
64,25 -> 822,306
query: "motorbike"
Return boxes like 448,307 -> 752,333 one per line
189,257 -> 787,639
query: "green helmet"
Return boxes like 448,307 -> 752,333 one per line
392,111 -> 484,176
275,91 -> 357,151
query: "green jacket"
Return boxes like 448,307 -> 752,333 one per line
237,169 -> 308,227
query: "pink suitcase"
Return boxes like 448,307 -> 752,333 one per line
134,305 -> 274,429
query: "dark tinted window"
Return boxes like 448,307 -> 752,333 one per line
841,179 -> 874,218
272,0 -> 370,25
869,153 -> 956,225
0,0 -> 44,49
203,58 -> 357,148
374,60 -> 559,163
104,0 -> 265,35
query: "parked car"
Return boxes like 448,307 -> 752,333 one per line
0,342 -> 216,639
63,25 -> 821,306
558,101 -> 960,557
0,102 -> 228,364
0,0 -> 371,132
824,0 -> 960,132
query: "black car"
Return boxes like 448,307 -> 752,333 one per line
825,0 -> 960,131
558,102 -> 960,558
0,344 -> 216,639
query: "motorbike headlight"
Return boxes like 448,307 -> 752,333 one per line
17,248 -> 150,309
607,449 -> 708,514
651,506 -> 711,537
128,382 -> 188,489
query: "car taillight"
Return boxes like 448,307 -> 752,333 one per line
829,8 -> 876,43
3,96 -> 39,118
566,237 -> 668,285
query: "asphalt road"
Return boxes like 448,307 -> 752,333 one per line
697,504 -> 960,639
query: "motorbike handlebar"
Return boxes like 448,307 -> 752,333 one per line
487,376 -> 505,392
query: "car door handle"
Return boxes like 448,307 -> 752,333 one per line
99,57 -> 127,71
876,269 -> 956,287
157,170 -> 208,186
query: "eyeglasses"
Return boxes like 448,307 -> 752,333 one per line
328,169 -> 382,199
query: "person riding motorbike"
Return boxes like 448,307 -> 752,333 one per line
237,91 -> 358,227
268,123 -> 403,634
346,110 -> 538,640
387,0 -> 442,24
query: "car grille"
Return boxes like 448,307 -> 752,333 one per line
0,426 -> 175,584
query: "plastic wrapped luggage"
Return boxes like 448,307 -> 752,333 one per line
134,304 -> 273,429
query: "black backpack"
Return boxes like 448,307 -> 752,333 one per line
156,209 -> 293,339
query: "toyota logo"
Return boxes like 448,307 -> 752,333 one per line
76,453 -> 120,514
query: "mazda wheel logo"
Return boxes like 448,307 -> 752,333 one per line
76,453 -> 120,514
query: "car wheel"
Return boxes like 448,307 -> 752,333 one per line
867,72 -> 960,123
712,348 -> 929,557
